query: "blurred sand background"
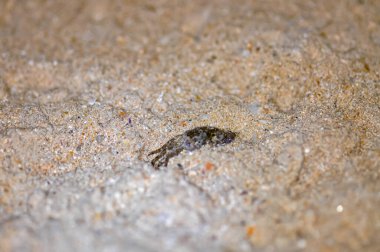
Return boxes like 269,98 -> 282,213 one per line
0,0 -> 379,251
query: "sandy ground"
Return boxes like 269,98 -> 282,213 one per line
0,0 -> 379,251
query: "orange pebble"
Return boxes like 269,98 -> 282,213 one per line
179,121 -> 187,127
246,226 -> 256,237
205,162 -> 214,171
118,111 -> 127,118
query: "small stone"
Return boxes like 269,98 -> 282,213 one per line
336,205 -> 344,213
96,135 -> 105,143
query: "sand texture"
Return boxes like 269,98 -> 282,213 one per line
0,0 -> 379,251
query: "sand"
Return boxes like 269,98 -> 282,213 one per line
0,0 -> 379,251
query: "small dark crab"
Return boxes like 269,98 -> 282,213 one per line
148,126 -> 237,169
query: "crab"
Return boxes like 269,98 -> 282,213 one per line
148,126 -> 236,169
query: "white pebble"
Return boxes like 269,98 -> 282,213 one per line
336,205 -> 344,213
